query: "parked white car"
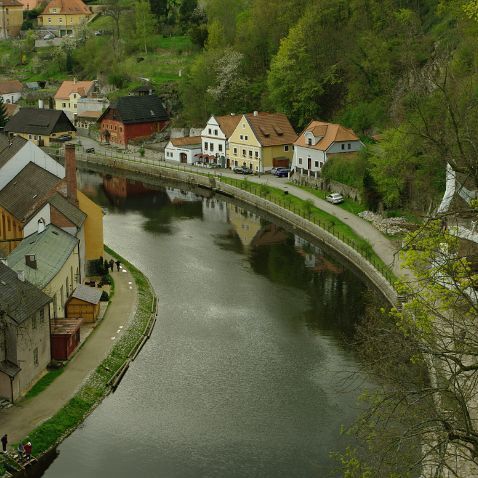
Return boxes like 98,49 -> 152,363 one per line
325,193 -> 344,204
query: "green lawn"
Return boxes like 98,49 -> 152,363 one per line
23,369 -> 64,400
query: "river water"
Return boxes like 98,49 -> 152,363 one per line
40,170 -> 373,478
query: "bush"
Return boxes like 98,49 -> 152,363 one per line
100,291 -> 110,302
98,274 -> 112,286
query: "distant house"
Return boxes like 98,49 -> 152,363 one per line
75,97 -> 109,130
292,121 -> 363,178
165,136 -> 202,164
201,114 -> 241,167
66,284 -> 102,323
5,108 -> 76,146
0,0 -> 23,39
7,224 -> 81,319
0,80 -> 23,104
38,0 -> 92,36
54,79 -> 96,120
0,262 -> 51,402
98,95 -> 169,147
227,112 -> 297,173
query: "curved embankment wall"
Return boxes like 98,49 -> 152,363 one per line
77,154 -> 398,306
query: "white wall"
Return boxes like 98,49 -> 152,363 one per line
1,92 -> 21,104
23,204 -> 52,237
165,142 -> 201,164
0,140 -> 65,191
327,140 -> 363,154
292,146 -> 326,173
201,116 -> 227,161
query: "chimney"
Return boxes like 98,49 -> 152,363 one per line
253,111 -> 258,117
17,271 -> 25,282
38,99 -> 44,109
65,144 -> 78,205
25,254 -> 37,270
73,77 -> 77,84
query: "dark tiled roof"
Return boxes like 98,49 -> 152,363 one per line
70,283 -> 102,304
49,193 -> 86,228
104,95 -> 169,125
0,134 -> 26,169
0,162 -> 60,222
5,108 -> 76,136
0,262 -> 51,325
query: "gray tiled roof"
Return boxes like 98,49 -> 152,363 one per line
7,224 -> 79,289
49,193 -> 86,228
0,134 -> 26,169
70,283 -> 102,304
0,262 -> 51,325
0,162 -> 60,221
5,108 -> 76,136
104,95 -> 169,124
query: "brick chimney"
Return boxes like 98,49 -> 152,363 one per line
64,144 -> 78,205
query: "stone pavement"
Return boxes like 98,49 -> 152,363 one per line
0,254 -> 137,446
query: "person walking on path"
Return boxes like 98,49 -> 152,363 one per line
1,434 -> 7,453
109,259 -> 115,272
24,442 -> 32,462
115,260 -> 121,271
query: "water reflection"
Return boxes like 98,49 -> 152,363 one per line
39,170 -> 373,478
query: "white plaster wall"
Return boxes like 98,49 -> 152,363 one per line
1,92 -> 21,104
23,204 -> 51,237
292,146 -> 326,172
165,142 -> 201,164
327,140 -> 363,154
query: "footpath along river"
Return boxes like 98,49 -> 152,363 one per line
38,169 -> 377,478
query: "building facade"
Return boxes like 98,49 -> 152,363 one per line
38,0 -> 91,35
165,136 -> 202,164
0,80 -> 23,104
54,79 -> 95,120
201,115 -> 240,167
0,0 -> 23,39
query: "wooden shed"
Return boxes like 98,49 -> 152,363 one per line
50,319 -> 83,361
66,284 -> 102,323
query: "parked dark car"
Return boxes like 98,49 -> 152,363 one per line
57,134 -> 72,142
85,147 -> 95,153
233,166 -> 253,175
274,168 -> 290,177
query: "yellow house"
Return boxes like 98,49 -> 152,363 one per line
5,108 -> 76,146
0,0 -> 23,39
7,224 -> 81,319
38,0 -> 91,34
54,79 -> 95,118
227,112 -> 297,173
77,190 -> 104,262
227,203 -> 262,248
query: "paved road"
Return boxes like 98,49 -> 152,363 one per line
0,255 -> 137,446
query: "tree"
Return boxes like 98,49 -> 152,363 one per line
0,97 -> 7,129
135,0 -> 157,54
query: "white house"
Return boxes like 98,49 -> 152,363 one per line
0,135 -> 65,191
165,136 -> 202,164
292,121 -> 363,178
0,80 -> 23,104
201,115 -> 241,167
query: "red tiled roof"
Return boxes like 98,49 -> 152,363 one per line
294,120 -> 359,151
215,115 -> 241,139
42,0 -> 90,15
54,80 -> 94,100
245,112 -> 297,147
0,80 -> 23,95
170,136 -> 201,147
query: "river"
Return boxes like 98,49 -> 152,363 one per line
39,169 -> 373,478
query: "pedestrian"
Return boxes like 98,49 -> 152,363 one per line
115,260 -> 121,271
103,258 -> 109,273
24,442 -> 32,462
1,434 -> 7,453
17,442 -> 24,460
109,259 -> 114,272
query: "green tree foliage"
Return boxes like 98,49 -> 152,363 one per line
135,0 -> 157,54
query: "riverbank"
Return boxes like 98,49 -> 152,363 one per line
0,248 -> 156,476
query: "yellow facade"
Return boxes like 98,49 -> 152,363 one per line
38,12 -> 89,27
55,93 -> 80,116
14,130 -> 76,147
0,207 -> 23,256
0,4 -> 23,39
227,115 -> 294,172
227,203 -> 262,247
77,190 -> 104,261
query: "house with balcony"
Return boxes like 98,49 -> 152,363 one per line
201,114 -> 241,167
0,262 -> 51,402
291,121 -> 363,178
227,112 -> 297,173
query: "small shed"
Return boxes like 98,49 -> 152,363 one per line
66,284 -> 102,323
50,319 -> 83,360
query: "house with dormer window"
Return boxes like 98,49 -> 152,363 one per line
38,0 -> 91,36
227,111 -> 297,173
98,95 -> 169,147
54,79 -> 95,120
292,121 -> 363,178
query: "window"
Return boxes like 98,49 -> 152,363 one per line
255,151 -> 258,158
33,348 -> 39,366
74,104 -> 77,108
242,123 -> 245,128
204,142 -> 208,151
298,158 -> 302,165
218,144 -> 223,152
242,149 -> 246,157
32,315 -> 37,329
244,135 -> 248,141
240,135 -> 243,140
341,144 -> 345,150
233,147 -> 237,155
62,102 -> 66,107
59,17 -> 62,23
315,161 -> 319,167
307,138 -> 312,146
284,145 -> 289,152
348,143 -> 352,150
214,130 -> 218,136
208,128 -> 211,134
249,150 -> 252,157
48,17 -> 51,23
29,134 -> 32,139
210,144 -> 214,152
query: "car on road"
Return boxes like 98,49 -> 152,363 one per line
207,163 -> 222,169
233,166 -> 253,175
57,134 -> 73,142
325,193 -> 344,204
274,168 -> 290,177
85,147 -> 95,153
270,167 -> 287,175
